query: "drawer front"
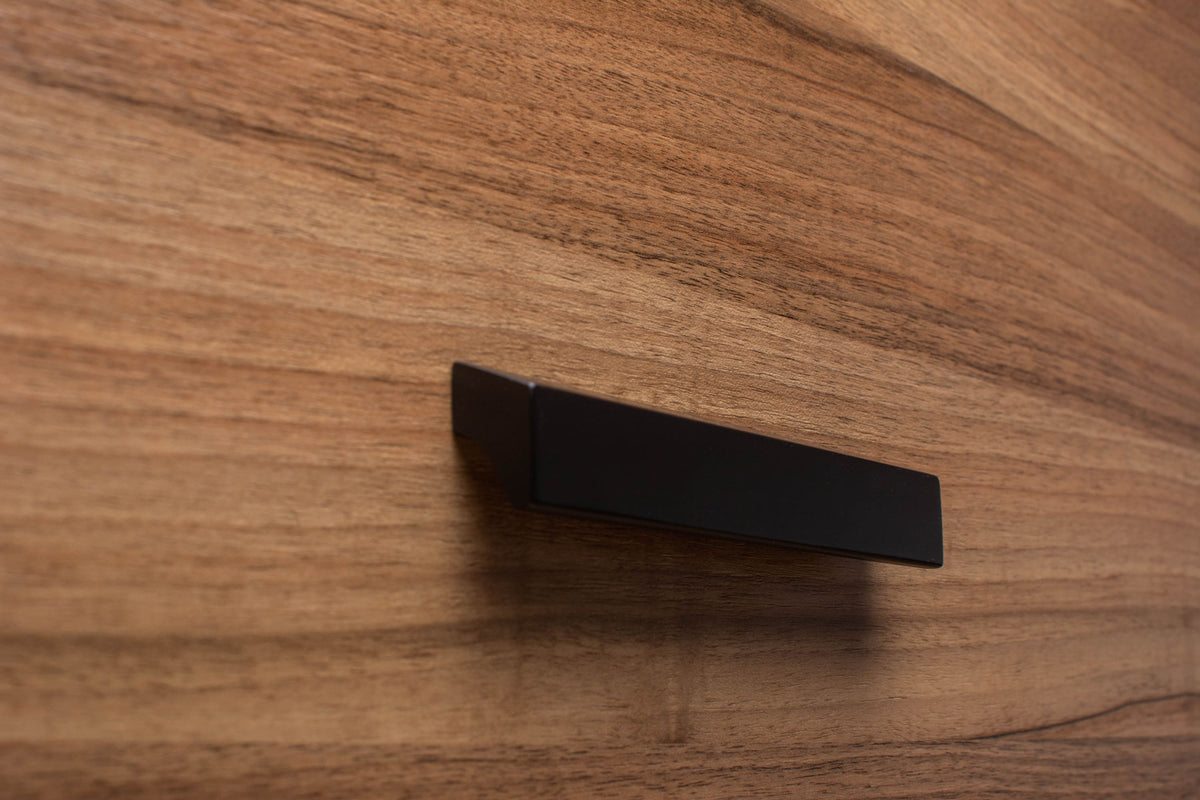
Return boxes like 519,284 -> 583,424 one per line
2,1 -> 1197,796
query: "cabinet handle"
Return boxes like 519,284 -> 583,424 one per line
452,362 -> 942,568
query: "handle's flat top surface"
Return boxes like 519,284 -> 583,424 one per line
534,376 -> 942,566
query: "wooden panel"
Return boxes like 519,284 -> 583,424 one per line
1,0 -> 1197,796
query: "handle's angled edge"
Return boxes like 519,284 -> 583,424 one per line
451,362 -> 535,508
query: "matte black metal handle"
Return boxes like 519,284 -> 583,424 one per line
452,362 -> 942,568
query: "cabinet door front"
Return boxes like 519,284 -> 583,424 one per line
2,1 -> 1197,797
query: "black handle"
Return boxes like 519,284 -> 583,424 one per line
452,362 -> 942,568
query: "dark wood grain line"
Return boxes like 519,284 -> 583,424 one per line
972,692 -> 1200,741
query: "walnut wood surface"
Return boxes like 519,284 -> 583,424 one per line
2,1 -> 1198,796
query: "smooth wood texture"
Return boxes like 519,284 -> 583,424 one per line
2,0 -> 1198,796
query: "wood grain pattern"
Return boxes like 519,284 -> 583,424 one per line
2,0 -> 1198,796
